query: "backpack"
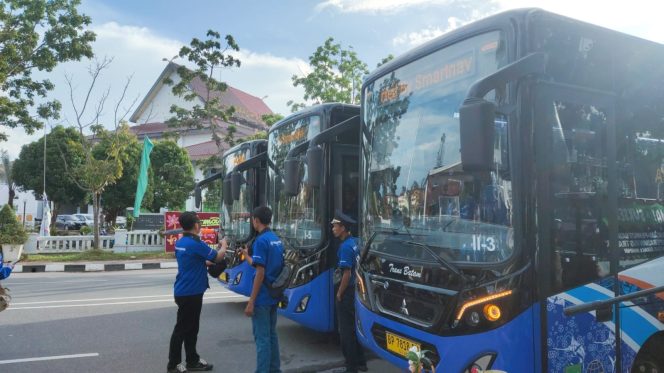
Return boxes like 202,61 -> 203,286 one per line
262,238 -> 291,299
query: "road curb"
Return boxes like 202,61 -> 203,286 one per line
13,261 -> 177,273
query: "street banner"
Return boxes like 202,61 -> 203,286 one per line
133,136 -> 154,218
164,211 -> 220,252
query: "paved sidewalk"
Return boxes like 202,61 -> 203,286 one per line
13,259 -> 177,273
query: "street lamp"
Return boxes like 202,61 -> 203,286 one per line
22,199 -> 26,228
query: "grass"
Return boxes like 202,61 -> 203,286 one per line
22,251 -> 175,263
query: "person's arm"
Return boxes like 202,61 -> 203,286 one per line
336,268 -> 351,301
245,265 -> 264,317
241,245 -> 253,265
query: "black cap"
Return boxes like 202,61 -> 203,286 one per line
330,210 -> 356,228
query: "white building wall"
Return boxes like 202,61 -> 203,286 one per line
134,73 -> 200,124
179,133 -> 214,148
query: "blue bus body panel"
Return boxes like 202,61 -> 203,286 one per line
356,300 -> 537,371
219,260 -> 255,297
278,269 -> 334,332
547,280 -> 664,373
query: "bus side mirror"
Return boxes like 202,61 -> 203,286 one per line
459,98 -> 495,171
284,158 -> 302,197
596,305 -> 614,323
223,175 -> 233,207
231,172 -> 243,201
194,187 -> 202,209
306,146 -> 323,188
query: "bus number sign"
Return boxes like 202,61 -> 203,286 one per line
472,234 -> 497,252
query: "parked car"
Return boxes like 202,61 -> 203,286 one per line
55,215 -> 83,231
74,214 -> 94,227
115,216 -> 127,229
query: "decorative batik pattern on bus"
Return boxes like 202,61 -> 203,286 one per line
547,291 -> 637,373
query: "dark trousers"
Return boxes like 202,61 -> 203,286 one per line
168,294 -> 203,368
336,290 -> 366,371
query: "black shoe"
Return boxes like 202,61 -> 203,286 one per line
167,364 -> 187,373
358,364 -> 368,372
187,359 -> 213,371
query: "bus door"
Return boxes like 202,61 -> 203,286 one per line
534,81 -> 622,373
330,143 -> 360,267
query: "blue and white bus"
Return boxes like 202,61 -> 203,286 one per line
195,139 -> 267,296
232,103 -> 361,332
356,8 -> 664,372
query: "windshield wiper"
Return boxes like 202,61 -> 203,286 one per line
404,240 -> 469,285
361,226 -> 469,284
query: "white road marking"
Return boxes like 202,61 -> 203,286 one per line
6,279 -> 110,285
11,292 -> 237,305
7,295 -> 246,310
0,353 -> 100,365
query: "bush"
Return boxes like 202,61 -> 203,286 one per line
0,205 -> 28,244
80,225 -> 92,235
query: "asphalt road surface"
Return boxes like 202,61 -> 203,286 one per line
0,269 -> 399,373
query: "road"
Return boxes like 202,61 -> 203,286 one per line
0,269 -> 399,373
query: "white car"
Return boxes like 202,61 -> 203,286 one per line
74,214 -> 95,227
115,216 -> 127,228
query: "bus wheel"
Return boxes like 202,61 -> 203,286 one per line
632,358 -> 661,373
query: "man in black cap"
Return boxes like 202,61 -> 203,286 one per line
332,212 -> 367,373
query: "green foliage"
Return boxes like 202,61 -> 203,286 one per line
12,125 -> 86,209
149,141 -> 195,211
377,54 -> 395,68
79,225 -> 92,235
0,204 -> 27,244
166,30 -> 241,147
94,124 -> 153,224
289,37 -> 368,112
0,0 -> 95,140
261,113 -> 284,127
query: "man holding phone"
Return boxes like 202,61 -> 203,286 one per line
167,212 -> 227,373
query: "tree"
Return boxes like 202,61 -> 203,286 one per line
261,113 -> 284,127
0,0 -> 95,140
0,151 -> 16,206
194,156 -> 221,212
60,58 -> 138,249
149,141 -> 195,212
377,54 -> 395,68
0,204 -> 26,244
94,124 -> 153,226
289,37 -> 369,112
12,125 -> 86,220
166,30 -> 241,148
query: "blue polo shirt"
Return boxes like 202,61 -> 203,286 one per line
251,229 -> 284,306
337,236 -> 360,285
0,252 -> 11,280
173,235 -> 218,297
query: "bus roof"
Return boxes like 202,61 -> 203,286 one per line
223,139 -> 266,157
364,7 -> 663,88
269,103 -> 359,134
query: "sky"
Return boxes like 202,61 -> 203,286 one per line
2,0 -> 664,159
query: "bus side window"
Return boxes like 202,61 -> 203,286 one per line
616,121 -> 664,270
547,101 -> 611,293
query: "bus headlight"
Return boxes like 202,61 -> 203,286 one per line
455,289 -> 512,322
483,304 -> 501,322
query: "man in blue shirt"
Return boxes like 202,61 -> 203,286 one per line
241,206 -> 284,373
167,212 -> 227,373
332,212 -> 367,373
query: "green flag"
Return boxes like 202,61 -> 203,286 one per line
133,136 -> 154,218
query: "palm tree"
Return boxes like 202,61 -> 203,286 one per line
0,151 -> 16,207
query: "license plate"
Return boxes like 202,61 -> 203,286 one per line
219,272 -> 228,282
385,331 -> 420,358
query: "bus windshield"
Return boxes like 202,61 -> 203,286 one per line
268,115 -> 322,248
221,147 -> 252,239
362,31 -> 513,264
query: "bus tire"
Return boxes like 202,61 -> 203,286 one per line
632,332 -> 664,373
